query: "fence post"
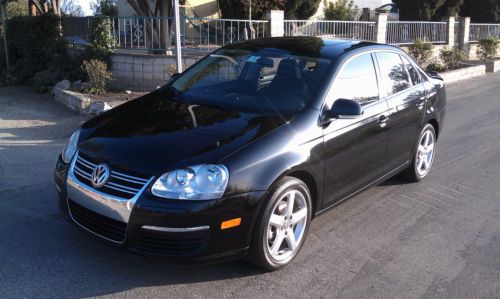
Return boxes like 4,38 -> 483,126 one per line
446,16 -> 455,47
458,17 -> 470,52
173,0 -> 183,73
266,10 -> 284,37
374,13 -> 387,44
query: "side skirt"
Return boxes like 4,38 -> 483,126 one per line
315,161 -> 411,216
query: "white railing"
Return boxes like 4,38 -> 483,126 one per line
62,16 -> 267,52
284,20 -> 376,42
469,23 -> 500,42
386,21 -> 448,45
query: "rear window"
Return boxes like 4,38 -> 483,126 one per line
376,52 -> 411,98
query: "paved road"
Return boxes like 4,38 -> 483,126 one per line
1,75 -> 499,298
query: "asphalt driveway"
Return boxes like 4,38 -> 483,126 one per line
0,74 -> 499,298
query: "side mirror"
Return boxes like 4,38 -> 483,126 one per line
327,99 -> 363,119
169,73 -> 181,83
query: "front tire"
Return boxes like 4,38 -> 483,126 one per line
402,124 -> 437,182
247,176 -> 312,271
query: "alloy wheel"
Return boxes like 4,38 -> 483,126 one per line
266,189 -> 308,262
416,129 -> 435,177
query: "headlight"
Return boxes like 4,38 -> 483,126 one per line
62,129 -> 80,163
151,164 -> 229,200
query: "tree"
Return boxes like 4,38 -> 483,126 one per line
434,0 -> 464,18
92,0 -> 117,17
218,0 -> 321,20
125,0 -> 173,53
28,0 -> 61,16
460,0 -> 500,22
61,0 -> 83,16
323,0 -> 358,21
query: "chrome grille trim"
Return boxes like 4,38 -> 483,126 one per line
73,153 -> 153,200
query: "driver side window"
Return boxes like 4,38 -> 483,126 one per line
329,53 -> 379,107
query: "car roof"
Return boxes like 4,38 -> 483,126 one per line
224,37 -> 401,59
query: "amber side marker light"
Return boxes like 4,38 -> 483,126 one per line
221,218 -> 241,230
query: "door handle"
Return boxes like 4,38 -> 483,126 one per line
416,97 -> 426,109
378,115 -> 389,128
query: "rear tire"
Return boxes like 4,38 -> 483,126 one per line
401,124 -> 437,182
246,176 -> 312,271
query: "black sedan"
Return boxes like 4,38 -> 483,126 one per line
54,37 -> 446,271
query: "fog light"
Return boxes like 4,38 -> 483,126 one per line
221,218 -> 241,230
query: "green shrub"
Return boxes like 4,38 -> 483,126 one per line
439,47 -> 465,70
476,37 -> 499,61
81,59 -> 112,94
81,17 -> 115,68
426,62 -> 447,72
32,68 -> 61,93
323,0 -> 358,21
408,40 -> 433,66
2,15 -> 83,92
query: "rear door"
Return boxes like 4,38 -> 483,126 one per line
321,52 -> 390,208
374,52 -> 426,172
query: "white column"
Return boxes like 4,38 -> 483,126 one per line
173,0 -> 183,73
374,13 -> 388,44
266,10 -> 284,38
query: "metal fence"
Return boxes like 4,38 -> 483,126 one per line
284,20 -> 376,42
469,23 -> 500,42
386,21 -> 448,45
62,16 -> 267,52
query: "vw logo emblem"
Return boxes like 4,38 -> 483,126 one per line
91,163 -> 110,188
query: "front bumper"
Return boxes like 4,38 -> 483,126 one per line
54,155 -> 267,263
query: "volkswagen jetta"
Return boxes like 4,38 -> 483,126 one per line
54,37 -> 446,270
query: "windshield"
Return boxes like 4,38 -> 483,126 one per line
170,48 -> 332,115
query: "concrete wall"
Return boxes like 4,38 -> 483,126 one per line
110,52 -> 203,91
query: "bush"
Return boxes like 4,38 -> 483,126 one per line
81,59 -> 112,94
408,40 -> 433,66
426,62 -> 447,72
2,15 -> 82,91
81,17 -> 115,68
439,47 -> 465,70
476,37 -> 499,61
323,0 -> 358,21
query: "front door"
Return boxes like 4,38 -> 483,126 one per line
322,52 -> 390,208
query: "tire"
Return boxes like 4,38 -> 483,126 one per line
247,176 -> 312,271
401,124 -> 437,182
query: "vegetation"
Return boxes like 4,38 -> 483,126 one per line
92,0 -> 118,17
0,15 -> 80,91
408,40 -> 433,66
439,47 -> 465,69
460,0 -> 500,23
476,37 -> 499,60
81,59 -> 112,94
81,17 -> 115,68
323,0 -> 358,21
393,0 -> 463,20
218,0 -> 321,20
426,62 -> 447,72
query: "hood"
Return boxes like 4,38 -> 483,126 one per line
78,89 -> 288,176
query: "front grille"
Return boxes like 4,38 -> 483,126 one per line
68,199 -> 127,243
138,228 -> 209,256
73,153 -> 151,199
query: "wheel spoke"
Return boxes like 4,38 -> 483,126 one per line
269,214 -> 285,228
422,157 -> 429,170
285,229 -> 297,250
418,145 -> 426,154
286,191 -> 295,217
270,231 -> 285,255
417,157 -> 425,170
291,208 -> 307,224
426,143 -> 434,153
423,132 -> 430,147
